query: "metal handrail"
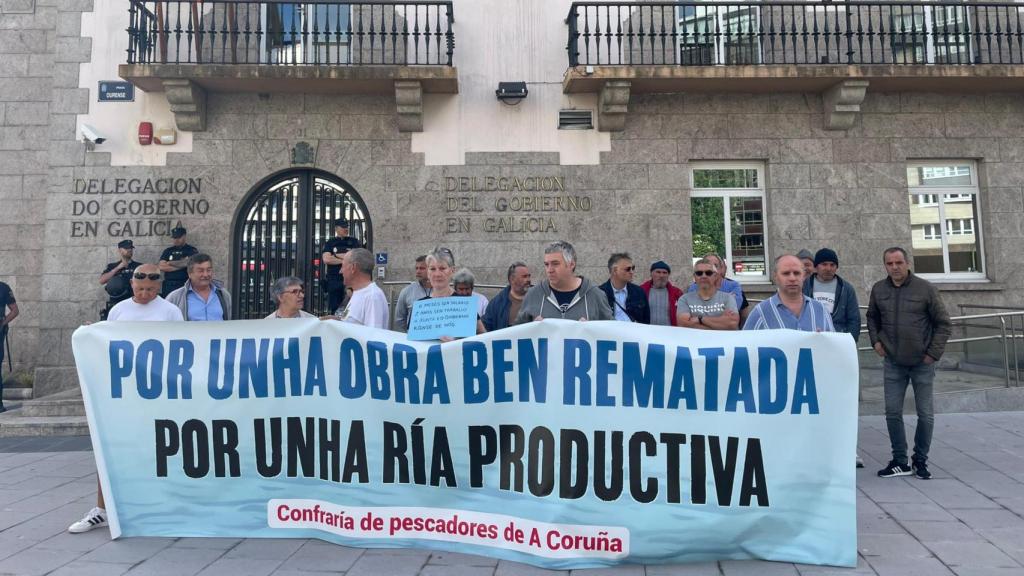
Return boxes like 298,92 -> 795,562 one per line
567,0 -> 1024,67
127,0 -> 455,66
855,310 -> 1024,388
744,297 -> 1021,387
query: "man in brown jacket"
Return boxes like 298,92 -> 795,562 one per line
867,247 -> 951,480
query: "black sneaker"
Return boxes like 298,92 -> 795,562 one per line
912,462 -> 932,480
877,460 -> 912,478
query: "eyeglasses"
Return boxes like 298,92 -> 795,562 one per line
133,272 -> 161,281
283,287 -> 305,295
693,270 -> 715,277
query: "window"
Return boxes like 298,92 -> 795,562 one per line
946,218 -> 974,235
691,163 -> 767,282
266,4 -> 351,63
678,5 -> 760,65
890,6 -> 972,64
908,161 -> 984,279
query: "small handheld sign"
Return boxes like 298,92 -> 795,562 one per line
407,296 -> 477,340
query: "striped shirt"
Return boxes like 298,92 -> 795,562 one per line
743,294 -> 835,332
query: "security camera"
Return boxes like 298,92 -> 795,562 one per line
80,124 -> 106,146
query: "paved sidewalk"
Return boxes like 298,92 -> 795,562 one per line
1,413 -> 1023,576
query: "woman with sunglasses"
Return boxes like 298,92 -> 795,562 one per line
105,264 -> 184,322
265,276 -> 317,319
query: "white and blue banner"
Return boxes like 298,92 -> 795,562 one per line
72,319 -> 858,569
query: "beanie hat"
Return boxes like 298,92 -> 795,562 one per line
814,248 -> 839,267
650,260 -> 671,274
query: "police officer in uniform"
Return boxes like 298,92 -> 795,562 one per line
0,279 -> 18,413
321,219 -> 362,313
99,239 -> 142,320
158,226 -> 198,297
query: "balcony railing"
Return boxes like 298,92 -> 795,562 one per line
127,0 -> 455,66
566,1 -> 1024,66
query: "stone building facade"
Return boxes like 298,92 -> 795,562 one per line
1,0 -> 1023,396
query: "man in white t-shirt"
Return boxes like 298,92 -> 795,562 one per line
334,248 -> 389,329
106,264 -> 184,322
70,263 -> 182,536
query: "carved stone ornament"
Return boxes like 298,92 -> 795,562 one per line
395,80 -> 424,132
598,80 -> 631,132
291,142 -> 317,165
823,80 -> 869,131
162,79 -> 207,132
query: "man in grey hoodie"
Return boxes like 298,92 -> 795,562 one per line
515,240 -> 613,324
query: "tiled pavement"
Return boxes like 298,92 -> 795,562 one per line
1,413 -> 1023,576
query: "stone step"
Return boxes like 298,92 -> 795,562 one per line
2,387 -> 32,401
0,415 -> 90,437
18,397 -> 85,417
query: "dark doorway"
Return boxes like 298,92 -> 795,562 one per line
232,169 -> 371,319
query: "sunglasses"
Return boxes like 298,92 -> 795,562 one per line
621,266 -> 636,272
133,272 -> 161,281
693,270 -> 715,277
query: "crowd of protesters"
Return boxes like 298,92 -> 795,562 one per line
61,234 -> 949,534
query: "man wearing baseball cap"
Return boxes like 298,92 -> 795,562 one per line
158,226 -> 198,297
321,218 -> 362,313
98,239 -> 142,319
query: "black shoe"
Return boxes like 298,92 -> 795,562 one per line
912,462 -> 932,480
877,460 -> 912,477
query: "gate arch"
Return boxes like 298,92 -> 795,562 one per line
232,169 -> 372,319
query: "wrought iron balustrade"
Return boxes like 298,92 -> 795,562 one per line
566,1 -> 1024,66
127,0 -> 454,66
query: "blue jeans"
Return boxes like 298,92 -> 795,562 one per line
883,358 -> 935,465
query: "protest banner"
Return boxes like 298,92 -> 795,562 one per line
72,319 -> 858,569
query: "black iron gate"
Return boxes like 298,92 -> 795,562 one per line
233,169 -> 371,319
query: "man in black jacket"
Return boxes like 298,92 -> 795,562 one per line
867,246 -> 951,481
482,261 -> 532,332
599,253 -> 650,324
802,248 -> 861,341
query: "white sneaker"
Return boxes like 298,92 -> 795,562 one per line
856,455 -> 865,468
68,507 -> 107,533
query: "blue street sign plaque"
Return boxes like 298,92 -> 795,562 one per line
98,81 -> 135,102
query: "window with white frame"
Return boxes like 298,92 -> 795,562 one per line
690,163 -> 767,282
678,4 -> 761,65
907,161 -> 984,279
946,218 -> 974,235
